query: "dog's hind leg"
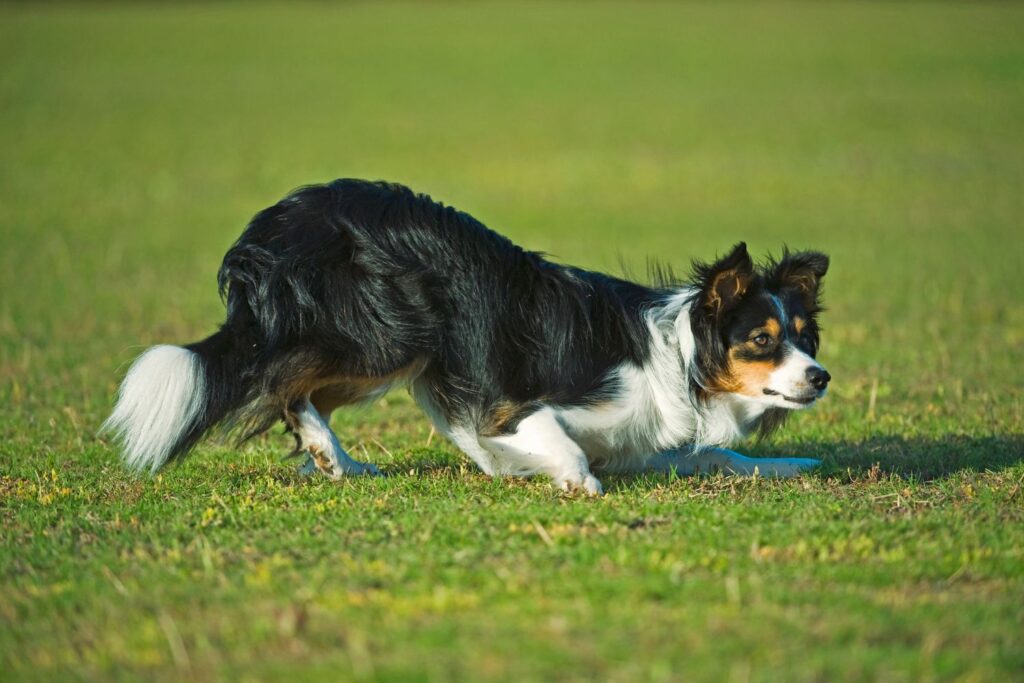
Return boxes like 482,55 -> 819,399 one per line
478,408 -> 603,495
285,398 -> 380,479
641,447 -> 819,478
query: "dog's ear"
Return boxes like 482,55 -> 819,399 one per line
765,248 -> 829,312
693,242 -> 756,317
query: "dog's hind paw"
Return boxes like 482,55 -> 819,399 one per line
297,455 -> 381,478
353,461 -> 382,477
297,457 -> 318,477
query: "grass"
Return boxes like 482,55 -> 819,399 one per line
1,1 -> 1023,681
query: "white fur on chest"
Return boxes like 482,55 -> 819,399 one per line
553,365 -> 759,471
552,291 -> 767,471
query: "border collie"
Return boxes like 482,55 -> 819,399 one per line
103,179 -> 830,495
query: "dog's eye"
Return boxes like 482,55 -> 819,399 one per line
753,334 -> 771,346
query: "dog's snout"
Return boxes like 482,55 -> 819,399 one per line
807,367 -> 831,391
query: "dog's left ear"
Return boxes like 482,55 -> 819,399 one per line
765,249 -> 829,311
693,242 -> 756,318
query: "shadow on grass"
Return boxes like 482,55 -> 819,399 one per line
262,435 -> 1023,487
374,436 -> 1024,485
782,434 -> 1024,481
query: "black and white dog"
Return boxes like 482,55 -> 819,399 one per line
104,179 -> 831,494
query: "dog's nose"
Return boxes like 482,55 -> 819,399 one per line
807,367 -> 831,391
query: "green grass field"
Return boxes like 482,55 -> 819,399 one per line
2,2 -> 1023,681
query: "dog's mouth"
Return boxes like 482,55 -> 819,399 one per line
763,388 -> 818,405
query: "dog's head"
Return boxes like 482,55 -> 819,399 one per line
689,242 -> 830,411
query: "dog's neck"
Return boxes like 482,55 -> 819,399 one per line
643,288 -> 769,449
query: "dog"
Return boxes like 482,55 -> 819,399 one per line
103,179 -> 830,494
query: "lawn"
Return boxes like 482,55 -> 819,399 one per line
1,2 -> 1023,681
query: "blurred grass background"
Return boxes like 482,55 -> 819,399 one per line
1,2 -> 1023,681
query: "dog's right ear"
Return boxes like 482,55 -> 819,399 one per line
692,242 -> 755,317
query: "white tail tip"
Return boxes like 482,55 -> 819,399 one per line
102,345 -> 206,474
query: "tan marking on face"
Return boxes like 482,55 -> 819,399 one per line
729,357 -> 777,397
708,348 -> 780,397
762,318 -> 782,339
793,316 -> 806,335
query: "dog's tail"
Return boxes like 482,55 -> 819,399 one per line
101,326 -> 256,475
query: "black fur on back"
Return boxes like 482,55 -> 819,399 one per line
205,179 -> 663,440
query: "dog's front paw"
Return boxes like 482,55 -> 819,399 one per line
558,474 -> 604,497
760,457 -> 821,478
793,458 -> 821,471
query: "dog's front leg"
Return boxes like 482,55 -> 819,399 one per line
644,447 -> 820,478
478,408 -> 603,495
